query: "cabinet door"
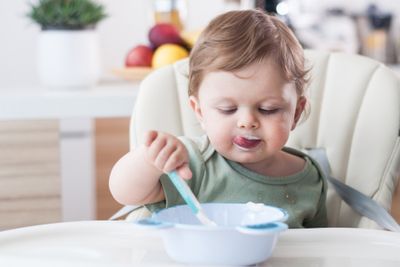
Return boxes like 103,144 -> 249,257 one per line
0,120 -> 61,230
95,118 -> 129,219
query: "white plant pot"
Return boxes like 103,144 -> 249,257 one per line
37,30 -> 101,89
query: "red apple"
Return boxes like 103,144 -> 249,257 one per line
125,45 -> 153,67
149,23 -> 183,48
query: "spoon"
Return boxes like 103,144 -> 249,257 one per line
167,171 -> 217,226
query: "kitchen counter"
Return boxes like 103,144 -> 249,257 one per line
0,81 -> 139,120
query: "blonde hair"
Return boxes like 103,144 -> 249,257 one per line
189,9 -> 309,100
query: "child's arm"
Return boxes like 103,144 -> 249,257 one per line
109,131 -> 192,205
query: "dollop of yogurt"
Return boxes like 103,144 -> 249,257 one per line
240,202 -> 267,225
246,201 -> 266,212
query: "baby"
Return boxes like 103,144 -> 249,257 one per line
109,9 -> 327,228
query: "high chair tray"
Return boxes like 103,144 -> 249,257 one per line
0,220 -> 399,266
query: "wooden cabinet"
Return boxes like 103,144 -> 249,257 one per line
0,118 -> 131,229
95,118 -> 129,219
0,121 -> 61,230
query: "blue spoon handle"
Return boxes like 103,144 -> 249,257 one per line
168,171 -> 201,213
167,171 -> 216,226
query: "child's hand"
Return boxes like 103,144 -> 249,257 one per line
143,131 -> 192,179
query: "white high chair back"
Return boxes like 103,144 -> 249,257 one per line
130,50 -> 400,228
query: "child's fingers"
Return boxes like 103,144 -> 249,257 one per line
144,132 -> 190,176
144,131 -> 158,146
163,149 -> 182,172
146,134 -> 167,163
177,163 -> 192,180
154,142 -> 176,171
163,146 -> 187,173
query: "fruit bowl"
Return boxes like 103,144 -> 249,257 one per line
112,67 -> 153,81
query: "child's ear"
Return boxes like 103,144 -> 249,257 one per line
291,96 -> 306,130
189,96 -> 205,129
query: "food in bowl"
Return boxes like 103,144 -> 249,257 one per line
135,203 -> 288,265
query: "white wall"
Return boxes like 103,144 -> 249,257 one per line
0,1 -> 39,87
0,0 -> 228,89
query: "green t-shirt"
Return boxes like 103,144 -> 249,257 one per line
147,135 -> 328,228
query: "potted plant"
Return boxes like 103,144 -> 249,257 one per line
27,0 -> 107,89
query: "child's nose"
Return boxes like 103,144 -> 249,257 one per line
237,112 -> 259,129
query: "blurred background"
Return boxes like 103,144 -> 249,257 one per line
0,0 -> 399,230
2,0 -> 400,87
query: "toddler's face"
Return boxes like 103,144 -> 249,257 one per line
190,58 -> 305,166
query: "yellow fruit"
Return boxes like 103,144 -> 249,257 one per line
181,29 -> 202,48
152,44 -> 189,69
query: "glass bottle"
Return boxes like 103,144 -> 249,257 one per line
152,0 -> 187,31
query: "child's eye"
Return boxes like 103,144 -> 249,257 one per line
259,108 -> 279,115
218,108 -> 237,114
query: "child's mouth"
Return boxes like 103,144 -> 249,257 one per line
233,136 -> 261,150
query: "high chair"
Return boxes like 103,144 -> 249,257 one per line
127,49 -> 400,229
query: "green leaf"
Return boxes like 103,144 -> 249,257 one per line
27,0 -> 107,30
